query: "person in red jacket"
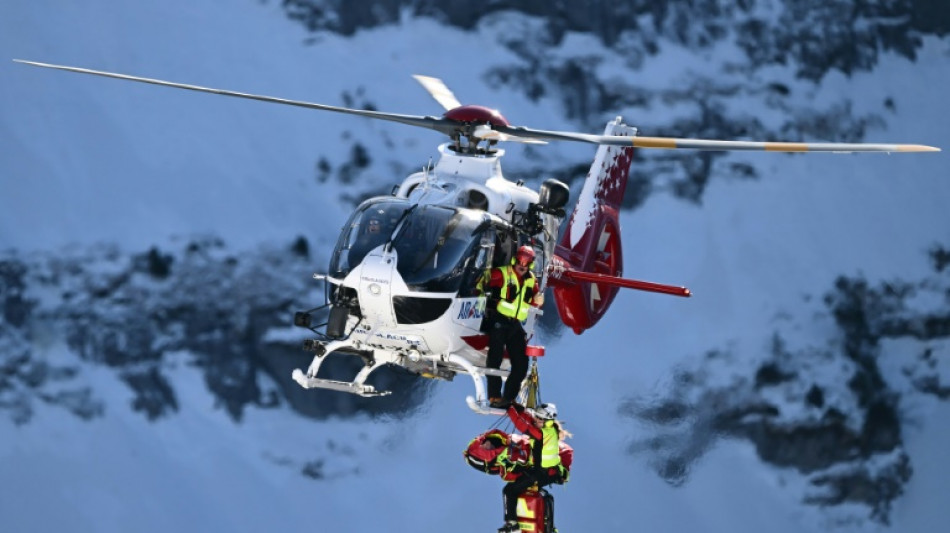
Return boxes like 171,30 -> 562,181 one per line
480,245 -> 543,409
497,402 -> 570,533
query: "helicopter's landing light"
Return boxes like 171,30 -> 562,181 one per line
291,369 -> 392,397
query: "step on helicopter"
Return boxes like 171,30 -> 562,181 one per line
15,59 -> 940,414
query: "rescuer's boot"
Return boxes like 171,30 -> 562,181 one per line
497,519 -> 519,532
490,397 -> 511,409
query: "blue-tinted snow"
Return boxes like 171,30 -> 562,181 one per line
1,1 -> 948,532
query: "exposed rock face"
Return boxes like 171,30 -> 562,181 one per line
281,1 -> 949,61
0,238 -> 434,426
288,2 -> 948,210
620,249 -> 950,524
4,0 -> 947,518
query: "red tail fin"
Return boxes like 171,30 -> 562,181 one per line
549,119 -> 690,334
549,118 -> 635,334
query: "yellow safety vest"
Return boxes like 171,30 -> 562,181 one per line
496,266 -> 536,321
514,422 -> 561,470
539,422 -> 561,468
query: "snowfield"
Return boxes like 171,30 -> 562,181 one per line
2,2 -> 949,532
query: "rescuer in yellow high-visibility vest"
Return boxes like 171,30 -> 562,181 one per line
479,245 -> 542,408
496,402 -> 570,533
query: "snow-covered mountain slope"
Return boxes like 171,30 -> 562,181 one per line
2,1 -> 949,532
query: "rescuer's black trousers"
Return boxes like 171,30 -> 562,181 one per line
486,317 -> 528,402
502,468 -> 561,521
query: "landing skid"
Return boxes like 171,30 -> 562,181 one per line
292,341 -> 543,412
465,396 -> 508,416
291,369 -> 392,397
465,360 -> 543,416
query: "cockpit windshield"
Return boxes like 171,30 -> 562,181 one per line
330,198 -> 408,276
329,198 -> 490,294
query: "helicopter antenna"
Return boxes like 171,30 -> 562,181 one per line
422,159 -> 433,193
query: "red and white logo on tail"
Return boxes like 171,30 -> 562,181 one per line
551,118 -> 635,334
566,118 -> 635,249
550,118 -> 690,335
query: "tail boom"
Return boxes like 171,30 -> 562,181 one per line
556,269 -> 691,298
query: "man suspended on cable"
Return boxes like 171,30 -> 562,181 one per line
497,402 -> 571,533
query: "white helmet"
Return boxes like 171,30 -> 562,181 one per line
536,403 -> 558,420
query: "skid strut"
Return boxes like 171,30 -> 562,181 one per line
292,339 -> 392,397
464,347 -> 544,415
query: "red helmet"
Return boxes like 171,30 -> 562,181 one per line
514,245 -> 536,266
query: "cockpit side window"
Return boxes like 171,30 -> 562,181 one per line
458,227 -> 495,298
492,230 -> 516,269
394,207 -> 449,272
347,210 -> 388,266
391,207 -> 488,293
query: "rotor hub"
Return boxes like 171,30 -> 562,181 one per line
442,106 -> 510,154
442,105 -> 509,127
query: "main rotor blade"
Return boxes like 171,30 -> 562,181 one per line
412,75 -> 462,111
16,59 -> 939,153
497,125 -> 941,153
471,125 -> 547,145
14,59 -> 458,135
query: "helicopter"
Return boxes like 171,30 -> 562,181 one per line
14,59 -> 940,414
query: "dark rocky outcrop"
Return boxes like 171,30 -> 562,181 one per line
0,239 -> 434,426
620,250 -> 950,524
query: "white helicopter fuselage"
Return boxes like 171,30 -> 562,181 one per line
396,143 -> 540,218
339,244 -> 539,368
293,143 -> 545,401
